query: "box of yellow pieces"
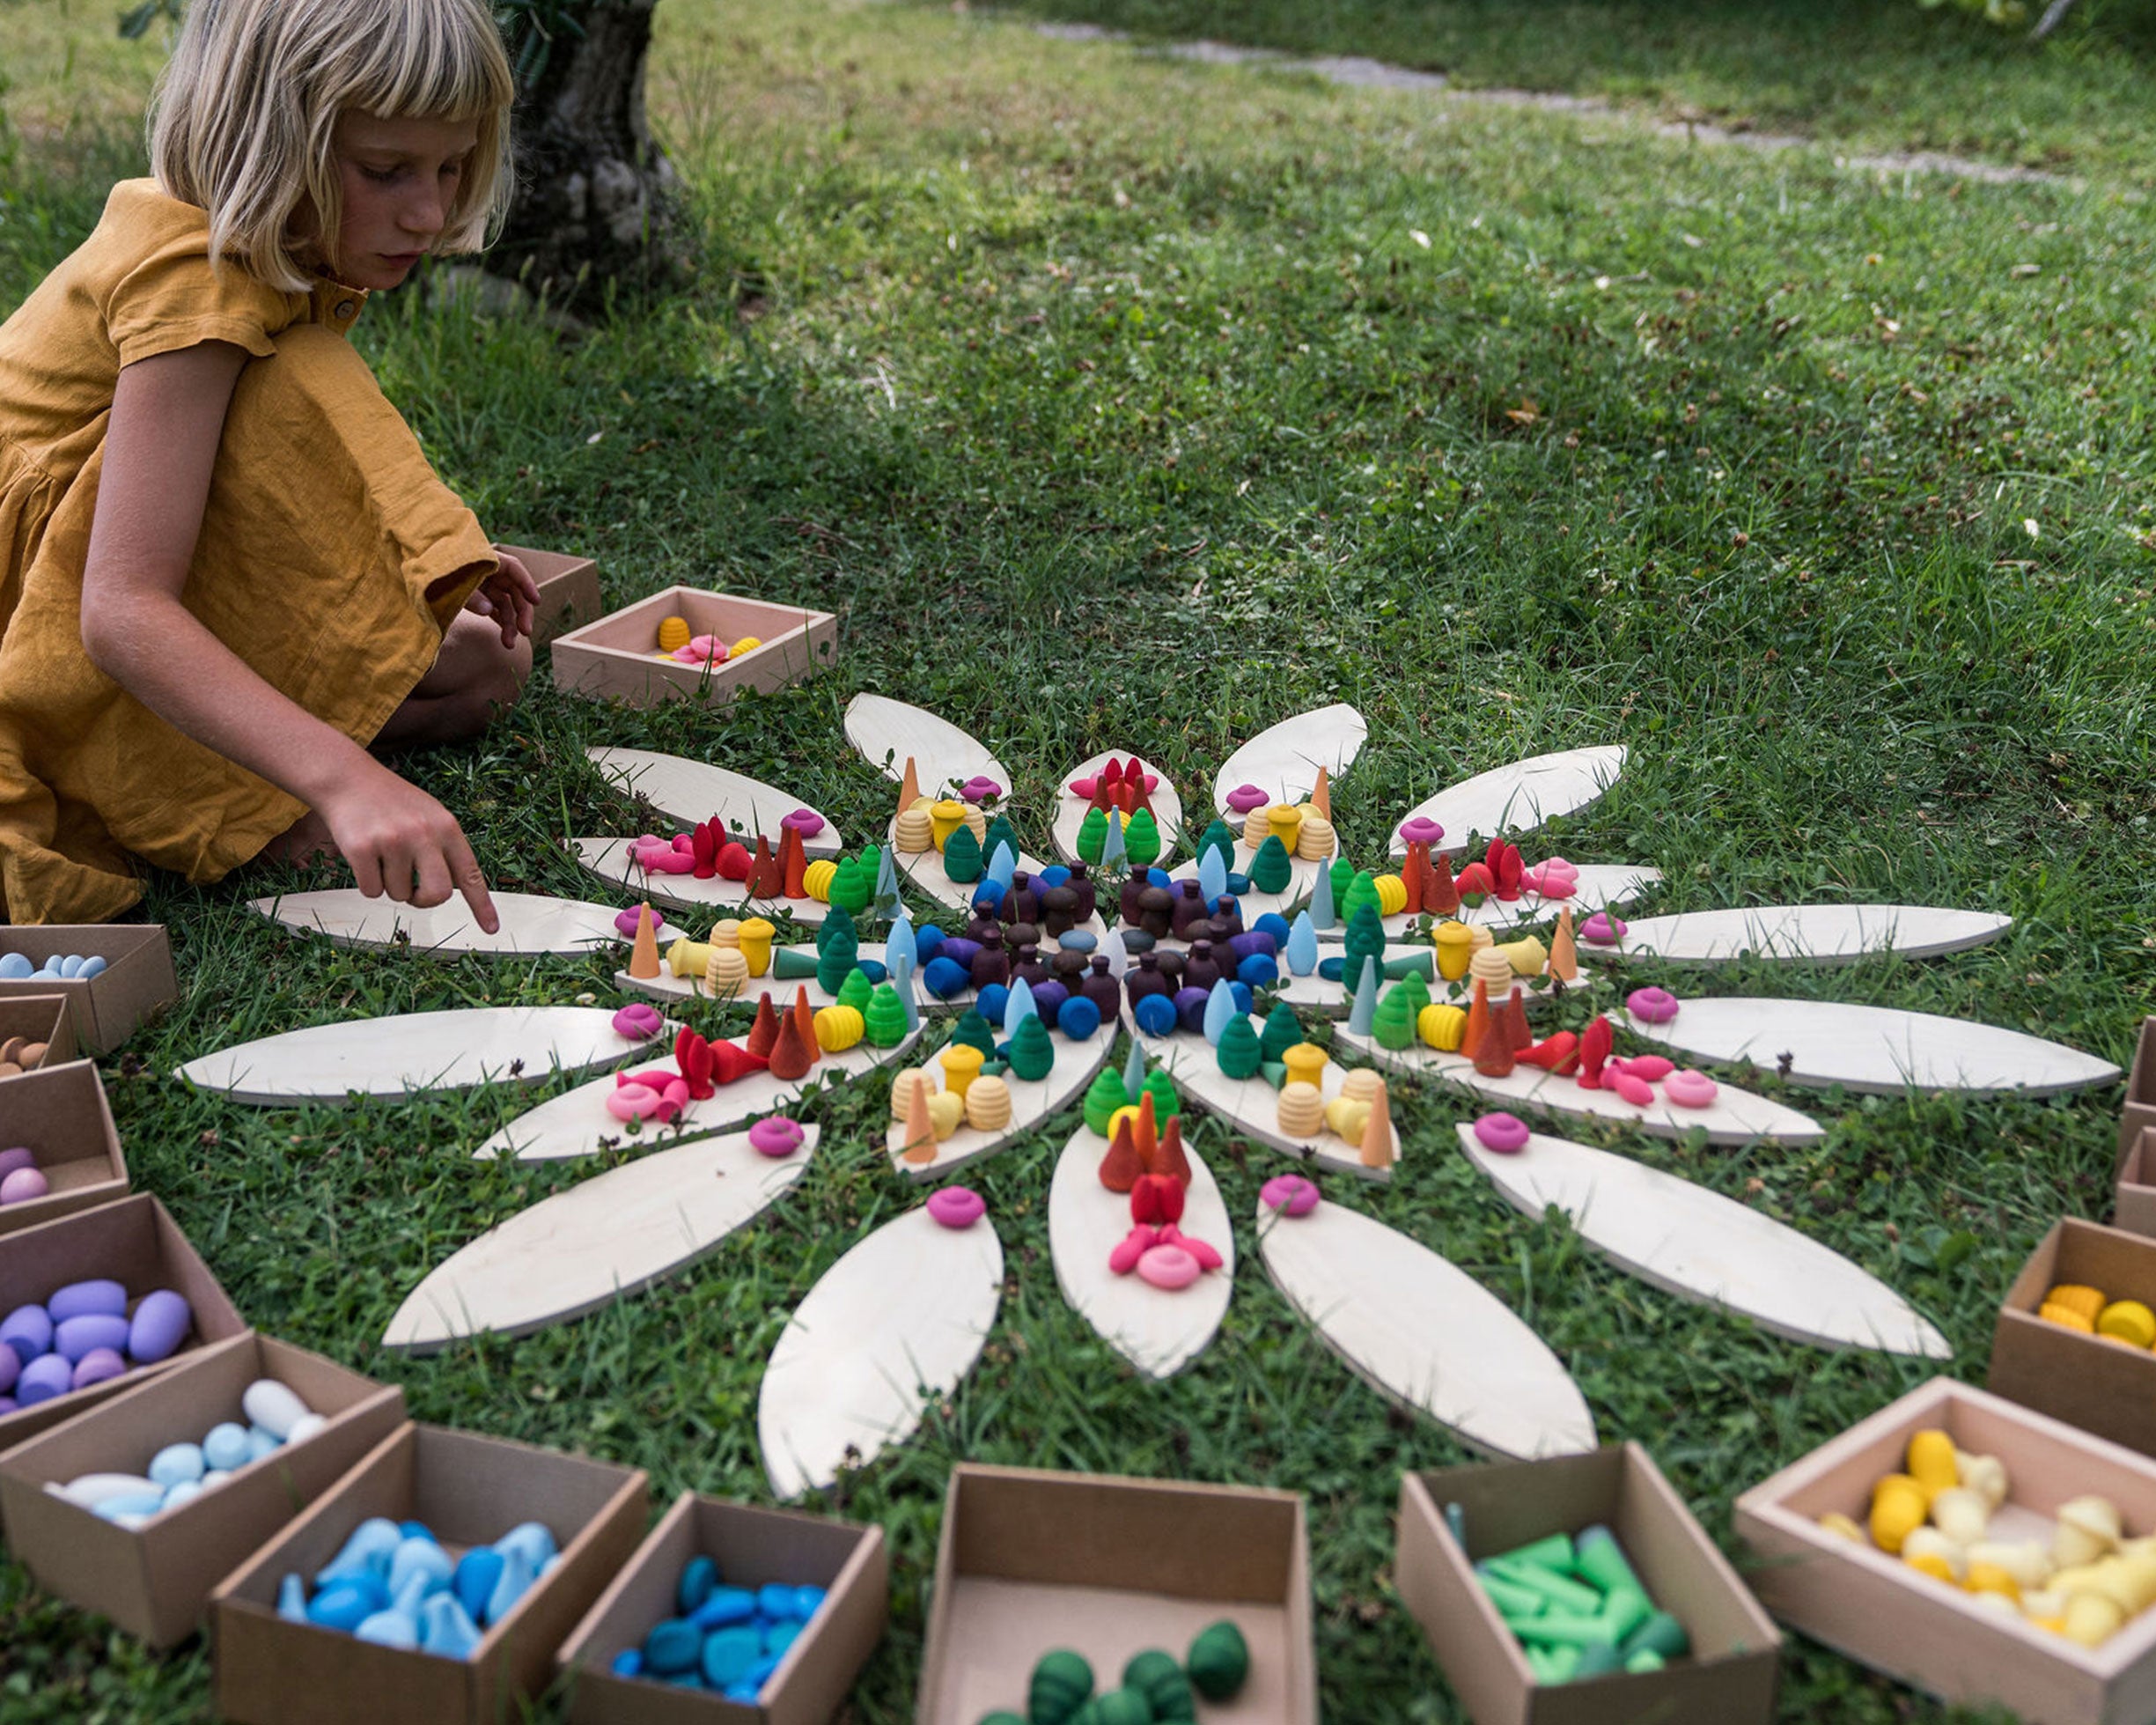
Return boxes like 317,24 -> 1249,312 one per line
1990,1218 -> 2156,1461
1736,1377 -> 2156,1725
550,586 -> 836,711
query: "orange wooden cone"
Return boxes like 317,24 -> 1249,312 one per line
628,903 -> 661,979
779,825 -> 808,898
1153,1112 -> 1192,1188
768,1008 -> 815,1081
898,756 -> 922,814
1134,1091 -> 1159,1168
1310,765 -> 1331,820
790,990 -> 820,1067
1549,906 -> 1578,984
1502,984 -> 1533,1053
1461,977 -> 1491,1062
1359,1080 -> 1394,1170
745,993 -> 782,1058
1402,842 -> 1427,916
901,1076 -> 938,1164
1099,1114 -> 1144,1191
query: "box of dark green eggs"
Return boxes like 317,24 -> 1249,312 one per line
1396,1442 -> 1781,1725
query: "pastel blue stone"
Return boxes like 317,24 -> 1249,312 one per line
495,1522 -> 558,1569
398,1521 -> 436,1543
354,1609 -> 420,1650
610,1649 -> 643,1678
974,983 -> 1009,1025
161,1480 -> 203,1511
245,1426 -> 281,1464
46,1280 -> 127,1323
202,1423 -> 253,1472
855,959 -> 887,984
701,1625 -> 762,1689
690,1587 -> 756,1629
644,1618 -> 702,1676
388,1537 -> 454,1598
756,1583 -> 797,1621
315,1516 -> 401,1587
1237,954 -> 1279,987
920,955 -> 970,999
148,1443 -> 205,1488
305,1583 -> 379,1633
92,1492 -> 166,1521
764,1620 -> 802,1657
1056,995 -> 1102,1041
418,1593 -> 482,1659
792,1585 -> 827,1619
277,1574 -> 309,1623
0,954 -> 31,979
1058,930 -> 1098,953
1225,871 -> 1252,896
678,1555 -> 719,1616
79,955 -> 107,979
485,1545 -> 536,1626
1133,994 -> 1177,1036
452,1547 -> 503,1620
57,955 -> 85,979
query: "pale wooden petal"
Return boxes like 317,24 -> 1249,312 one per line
844,694 -> 1007,797
248,889 -> 681,958
1390,744 -> 1626,855
1210,704 -> 1367,815
1578,904 -> 2013,966
584,747 -> 843,855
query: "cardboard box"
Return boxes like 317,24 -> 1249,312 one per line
0,992 -> 75,1075
1990,1217 -> 2156,1456
2123,1019 -> 2156,1181
0,1058 -> 129,1237
1735,1376 -> 2156,1725
0,1332 -> 404,1643
0,925 -> 178,1054
550,586 -> 837,711
916,1463 -> 1318,1724
2117,1129 -> 2156,1240
212,1422 -> 649,1725
501,542 -> 603,646
557,1491 -> 887,1723
1394,1443 -> 1781,1725
0,1194 -> 246,1452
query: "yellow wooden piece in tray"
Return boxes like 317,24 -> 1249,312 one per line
1906,1429 -> 1958,1499
813,1006 -> 865,1052
2098,1300 -> 2156,1349
1418,1004 -> 1466,1051
2046,1284 -> 2107,1324
2041,1301 -> 2097,1334
656,616 -> 691,652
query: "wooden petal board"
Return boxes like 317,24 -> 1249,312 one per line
1313,866 -> 1663,940
758,1205 -> 1004,1499
1136,1028 -> 1399,1180
1166,842 -> 1323,925
1453,1124 -> 1951,1359
1330,1024 -> 1824,1146
572,837 -> 832,927
1050,751 -> 1185,869
248,889 -> 683,958
616,942 -> 977,1016
178,1007 -> 642,1105
1389,745 -> 1627,856
479,1027 -> 924,1161
1210,704 -> 1367,815
845,694 -> 1007,796
1622,997 -> 2122,1097
1049,1126 -> 1234,1378
1255,1198 -> 1597,1459
584,747 -> 843,855
887,1032 -> 1116,1180
1578,904 -> 2013,966
383,1124 -> 821,1351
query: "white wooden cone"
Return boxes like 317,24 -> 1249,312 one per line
1389,744 -> 1627,856
1330,1024 -> 1824,1146
1622,996 -> 2121,1096
571,837 -> 833,927
1578,903 -> 2013,966
1210,704 -> 1367,815
1134,1028 -> 1398,1181
384,1124 -> 821,1351
247,889 -> 682,958
1453,1124 -> 1952,1358
1049,1126 -> 1234,1378
845,694 -> 1008,796
1255,1197 -> 1597,1459
886,1031 -> 1115,1180
585,747 -> 843,856
1050,750 -> 1185,869
177,1006 -> 644,1105
758,1205 -> 1004,1499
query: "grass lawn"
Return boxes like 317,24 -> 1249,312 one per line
4,0 -> 2155,1718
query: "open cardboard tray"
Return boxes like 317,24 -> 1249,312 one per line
500,542 -> 604,646
0,992 -> 74,1075
1395,1442 -> 1780,1725
0,925 -> 177,1054
2123,1020 -> 2156,1181
0,1332 -> 404,1644
551,586 -> 837,711
1734,1376 -> 2156,1725
0,1195 -> 245,1454
1990,1217 -> 2156,1457
212,1422 -> 648,1725
916,1463 -> 1318,1724
557,1491 -> 887,1724
2116,1129 -> 2156,1241
0,1058 -> 129,1237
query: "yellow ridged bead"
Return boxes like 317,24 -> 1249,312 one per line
1417,1004 -> 1467,1051
1373,874 -> 1408,916
656,616 -> 690,652
803,859 -> 837,902
813,1006 -> 865,1052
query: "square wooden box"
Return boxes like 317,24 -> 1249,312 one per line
0,993 -> 74,1076
2121,1019 -> 2156,1181
498,542 -> 603,646
212,1422 -> 649,1725
0,925 -> 178,1054
1395,1443 -> 1781,1725
916,1463 -> 1318,1724
0,1059 -> 129,1238
0,1333 -> 405,1644
1734,1377 -> 2156,1725
556,1491 -> 887,1724
1990,1217 -> 2156,1456
550,587 -> 836,711
2116,1130 -> 2156,1240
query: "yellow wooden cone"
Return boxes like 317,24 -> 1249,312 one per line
628,903 -> 661,980
1359,1079 -> 1394,1169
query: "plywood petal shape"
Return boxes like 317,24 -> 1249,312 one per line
585,748 -> 843,855
1050,750 -> 1185,869
248,889 -> 681,958
845,695 -> 1007,798
1210,704 -> 1367,815
1578,904 -> 2012,966
1390,745 -> 1626,856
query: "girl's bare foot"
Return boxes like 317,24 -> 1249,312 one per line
266,806 -> 339,864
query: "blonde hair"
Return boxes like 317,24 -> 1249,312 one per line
148,0 -> 515,292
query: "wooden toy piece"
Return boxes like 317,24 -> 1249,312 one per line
1453,1123 -> 1952,1358
844,694 -> 1009,800
779,827 -> 809,899
1255,1193 -> 1596,1458
745,995 -> 782,1058
384,1124 -> 821,1350
1500,986 -> 1533,1055
1461,978 -> 1491,1063
571,837 -> 834,927
758,1203 -> 1004,1499
1359,1080 -> 1394,1171
1388,744 -> 1627,858
766,998 -> 817,1082
583,748 -> 844,857
1049,1124 -> 1234,1379
1052,749 -> 1186,869
1134,1025 -> 1399,1181
1154,1111 -> 1193,1187
1310,765 -> 1332,821
1210,703 -> 1367,815
1315,862 -> 1663,943
1577,904 -> 2015,966
1623,996 -> 2122,1096
1549,906 -> 1578,983
178,1006 -> 645,1104
628,904 -> 662,979
247,889 -> 685,959
886,1030 -> 1116,1181
1100,1114 -> 1144,1191
899,755 -> 922,813
901,1078 -> 938,1165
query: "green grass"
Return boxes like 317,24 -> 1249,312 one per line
4,0 -> 2156,1718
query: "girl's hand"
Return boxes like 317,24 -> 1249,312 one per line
465,551 -> 539,649
316,757 -> 499,933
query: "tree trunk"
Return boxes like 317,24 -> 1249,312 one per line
486,0 -> 680,305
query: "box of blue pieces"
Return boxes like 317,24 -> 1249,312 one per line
556,1491 -> 887,1722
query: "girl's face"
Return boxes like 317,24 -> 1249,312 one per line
328,110 -> 482,290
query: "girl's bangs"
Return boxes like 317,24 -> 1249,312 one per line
342,0 -> 513,122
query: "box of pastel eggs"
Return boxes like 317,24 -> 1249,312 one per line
0,923 -> 178,1054
211,1422 -> 649,1725
550,585 -> 837,711
0,992 -> 74,1079
0,1059 -> 128,1239
1990,1217 -> 2156,1462
0,1331 -> 404,1646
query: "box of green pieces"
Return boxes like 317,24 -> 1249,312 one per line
1396,1442 -> 1780,1725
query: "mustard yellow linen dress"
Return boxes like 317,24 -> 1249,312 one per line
0,180 -> 498,924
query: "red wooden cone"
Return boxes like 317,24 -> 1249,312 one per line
1100,1115 -> 1144,1192
767,1010 -> 815,1082
789,990 -> 820,1067
1153,1112 -> 1192,1189
1134,1091 -> 1159,1168
1501,985 -> 1533,1053
745,994 -> 782,1059
1427,851 -> 1461,915
779,826 -> 808,899
749,836 -> 784,897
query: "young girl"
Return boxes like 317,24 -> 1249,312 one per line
0,0 -> 537,931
